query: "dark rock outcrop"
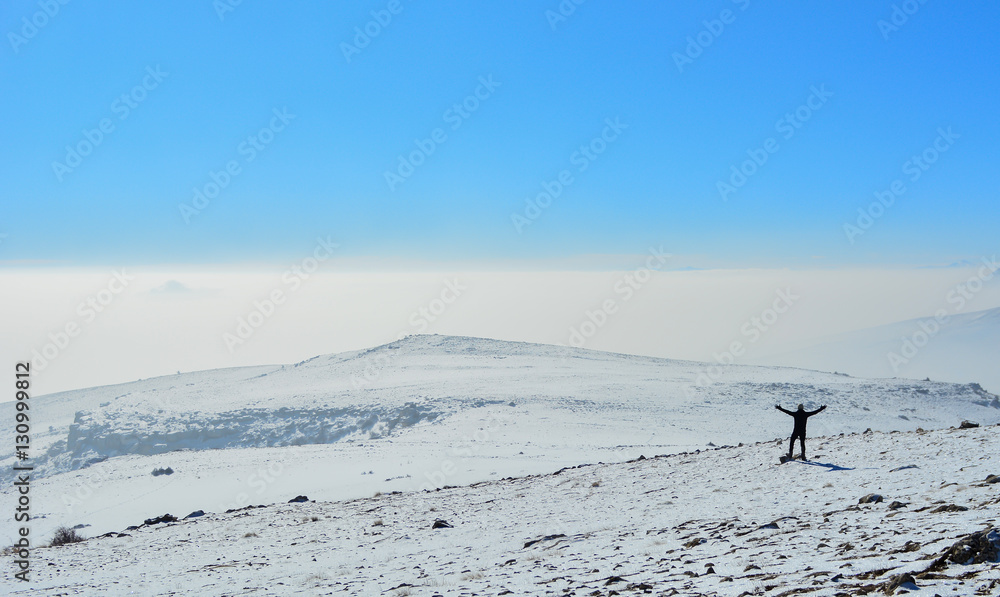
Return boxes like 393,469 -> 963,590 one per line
924,528 -> 1000,572
143,514 -> 177,526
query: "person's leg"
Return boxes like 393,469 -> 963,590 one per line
799,435 -> 806,460
788,435 -> 795,459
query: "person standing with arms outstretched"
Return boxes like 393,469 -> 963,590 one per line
775,403 -> 826,461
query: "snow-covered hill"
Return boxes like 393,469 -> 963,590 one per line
3,334 -> 998,548
11,424 -> 1000,596
4,335 -> 1000,592
753,307 -> 1000,394
8,334 -> 998,478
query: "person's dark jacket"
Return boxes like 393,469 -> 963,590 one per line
776,405 -> 826,435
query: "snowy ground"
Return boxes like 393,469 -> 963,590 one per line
3,335 -> 999,593
9,424 -> 1000,596
4,335 -> 999,543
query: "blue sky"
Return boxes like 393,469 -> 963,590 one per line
1,0 -> 998,268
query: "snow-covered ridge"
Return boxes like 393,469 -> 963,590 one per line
6,334 -> 999,481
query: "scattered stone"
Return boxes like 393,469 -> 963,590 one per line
926,528 -> 1000,570
523,534 -> 565,548
287,495 -> 309,503
143,514 -> 177,526
225,504 -> 268,514
983,474 -> 1000,484
683,537 -> 706,548
931,504 -> 968,513
958,420 -> 979,428
888,501 -> 908,510
890,465 -> 919,472
151,467 -> 174,476
432,519 -> 453,529
859,494 -> 884,504
604,575 -> 625,585
882,572 -> 917,594
184,510 -> 205,519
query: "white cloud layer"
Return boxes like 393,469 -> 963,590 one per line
2,265 -> 998,396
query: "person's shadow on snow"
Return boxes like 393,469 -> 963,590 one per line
792,460 -> 854,471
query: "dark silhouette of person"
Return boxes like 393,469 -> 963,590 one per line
775,403 -> 826,460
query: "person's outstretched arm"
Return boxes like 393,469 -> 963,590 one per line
775,405 -> 793,415
806,405 -> 827,416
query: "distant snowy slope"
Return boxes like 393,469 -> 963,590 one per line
3,334 -> 1000,544
751,307 -> 1000,393
5,335 -> 998,482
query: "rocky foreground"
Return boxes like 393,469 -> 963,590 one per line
11,424 -> 1000,596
